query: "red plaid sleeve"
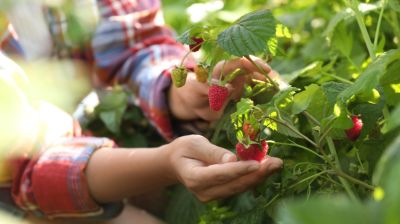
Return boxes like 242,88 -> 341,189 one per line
92,0 -> 195,141
10,137 -> 123,219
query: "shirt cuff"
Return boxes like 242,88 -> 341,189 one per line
12,137 -> 123,220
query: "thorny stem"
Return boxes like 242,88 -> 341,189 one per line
244,55 -> 280,90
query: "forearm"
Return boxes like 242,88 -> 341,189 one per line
86,146 -> 176,203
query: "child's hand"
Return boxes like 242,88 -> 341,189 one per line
165,135 -> 282,202
168,57 -> 275,122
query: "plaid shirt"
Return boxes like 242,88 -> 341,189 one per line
1,0 -> 192,220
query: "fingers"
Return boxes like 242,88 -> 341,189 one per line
189,160 -> 261,188
181,135 -> 237,164
194,156 -> 283,202
240,57 -> 272,75
200,160 -> 261,183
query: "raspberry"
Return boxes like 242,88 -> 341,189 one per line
208,85 -> 229,111
243,122 -> 259,140
345,115 -> 363,141
189,37 -> 204,52
236,140 -> 268,162
171,67 -> 188,88
194,64 -> 208,83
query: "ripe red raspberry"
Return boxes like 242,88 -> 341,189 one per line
235,140 -> 268,162
189,37 -> 204,52
345,116 -> 363,141
208,84 -> 229,111
243,122 -> 259,140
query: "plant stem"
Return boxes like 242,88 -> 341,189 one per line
264,194 -> 280,208
322,72 -> 354,84
288,170 -> 332,189
319,174 -> 342,187
373,0 -> 386,51
244,55 -> 280,90
267,117 -> 318,148
355,149 -> 366,172
334,170 -> 375,190
326,137 -> 358,201
302,111 -> 321,126
383,105 -> 390,122
180,50 -> 192,67
268,141 -> 325,160
350,0 -> 376,60
391,11 -> 400,47
318,126 -> 333,145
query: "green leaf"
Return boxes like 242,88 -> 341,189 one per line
267,37 -> 278,56
99,106 -> 126,134
373,134 -> 400,224
353,102 -> 384,139
323,10 -> 353,38
388,0 -> 400,12
231,98 -> 254,118
303,87 -> 329,121
373,134 -> 400,186
165,186 -> 206,224
385,105 -> 400,131
177,26 -> 204,45
95,87 -> 128,134
277,197 -> 379,224
284,61 -> 323,83
339,50 -> 400,103
217,9 -> 276,56
258,86 -> 297,117
321,82 -> 351,107
380,60 -> 400,106
276,23 -> 292,38
292,84 -> 320,114
230,207 -> 264,224
381,161 -> 400,224
331,22 -> 353,57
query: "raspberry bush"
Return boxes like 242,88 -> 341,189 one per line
84,0 -> 400,223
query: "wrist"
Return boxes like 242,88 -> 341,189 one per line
158,143 -> 179,185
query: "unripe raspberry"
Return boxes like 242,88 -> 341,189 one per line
171,67 -> 188,88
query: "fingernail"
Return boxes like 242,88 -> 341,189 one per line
222,153 -> 236,163
248,163 -> 260,172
